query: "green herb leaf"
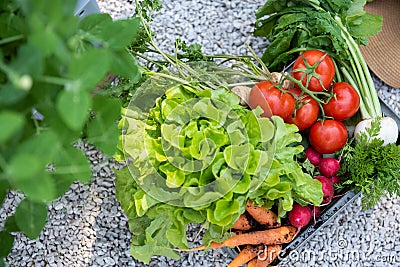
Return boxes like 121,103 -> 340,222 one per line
347,13 -> 382,39
87,95 -> 122,156
129,212 -> 181,264
8,153 -> 42,181
0,180 -> 9,206
14,173 -> 56,202
341,118 -> 400,209
4,216 -> 20,233
0,0 -> 142,261
0,231 -> 14,257
101,18 -> 140,50
15,130 -> 60,167
14,198 -> 48,239
0,111 -> 24,143
111,49 -> 141,82
114,167 -> 141,218
51,146 -> 92,187
56,89 -> 91,131
69,49 -> 112,92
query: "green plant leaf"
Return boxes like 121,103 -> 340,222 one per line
129,214 -> 180,264
51,146 -> 92,187
14,198 -> 48,239
0,180 -> 9,207
56,89 -> 91,131
0,231 -> 14,257
4,216 -> 20,233
77,13 -> 114,41
347,13 -> 382,38
114,166 -> 141,218
14,173 -> 56,202
11,44 -> 44,77
223,144 -> 250,171
87,95 -> 121,156
265,182 -> 291,200
110,49 -> 141,82
15,130 -> 60,166
213,198 -> 240,223
8,153 -> 42,181
69,49 -> 112,92
28,15 -> 59,57
101,18 -> 140,49
0,111 -> 25,143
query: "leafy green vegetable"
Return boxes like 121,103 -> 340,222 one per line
340,118 -> 400,209
249,116 -> 322,217
255,0 -> 382,68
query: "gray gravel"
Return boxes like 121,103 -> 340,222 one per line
3,0 -> 400,266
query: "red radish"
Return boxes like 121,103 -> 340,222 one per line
314,176 -> 334,204
330,175 -> 340,185
288,203 -> 312,236
318,157 -> 340,177
305,147 -> 322,166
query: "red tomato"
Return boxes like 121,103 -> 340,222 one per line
292,50 -> 335,92
309,120 -> 348,154
285,88 -> 320,131
248,80 -> 295,120
323,82 -> 360,121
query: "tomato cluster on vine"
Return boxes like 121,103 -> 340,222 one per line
248,49 -> 361,154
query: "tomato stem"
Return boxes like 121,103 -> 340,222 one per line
292,52 -> 330,91
284,74 -> 331,118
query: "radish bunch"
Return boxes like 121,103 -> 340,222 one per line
307,147 -> 342,211
288,146 -> 343,232
305,147 -> 341,186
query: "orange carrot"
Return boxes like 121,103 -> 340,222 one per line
246,201 -> 280,228
232,213 -> 257,231
191,226 -> 296,251
221,226 -> 295,247
247,244 -> 282,267
227,245 -> 263,267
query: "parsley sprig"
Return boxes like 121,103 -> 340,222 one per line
340,118 -> 400,210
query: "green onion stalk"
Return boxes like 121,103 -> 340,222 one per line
333,17 -> 398,145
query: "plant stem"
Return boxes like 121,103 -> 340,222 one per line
37,75 -> 69,86
0,34 -> 24,46
340,67 -> 368,117
334,16 -> 382,119
143,71 -> 190,85
227,81 -> 257,87
333,60 -> 342,82
135,0 -> 177,69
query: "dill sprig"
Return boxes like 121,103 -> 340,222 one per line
340,118 -> 400,209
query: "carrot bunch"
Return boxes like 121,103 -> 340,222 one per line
190,201 -> 296,267
227,201 -> 294,267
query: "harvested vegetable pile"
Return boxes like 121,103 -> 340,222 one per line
112,0 -> 400,266
114,59 -> 323,264
112,2 -> 325,264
